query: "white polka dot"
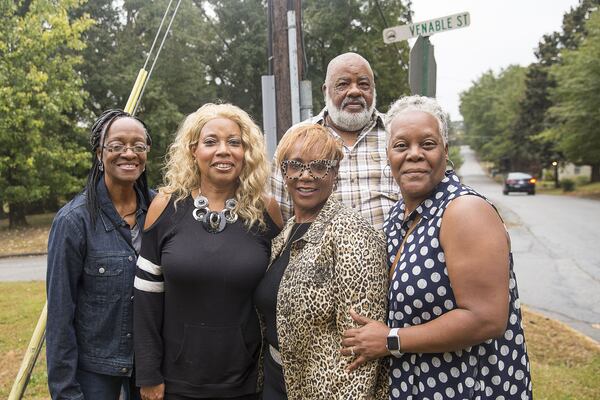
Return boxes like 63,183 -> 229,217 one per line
431,238 -> 439,248
396,293 -> 404,302
419,235 -> 425,244
443,352 -> 453,362
432,356 -> 441,367
488,355 -> 498,365
412,266 -> 421,275
509,278 -> 516,290
417,279 -> 428,289
424,199 -> 433,207
425,292 -> 435,303
444,299 -> 454,310
428,226 -> 436,236
501,345 -> 509,356
402,361 -> 410,371
465,377 -> 475,387
437,286 -> 447,296
410,254 -> 417,263
420,246 -> 429,256
417,226 -> 425,234
400,381 -> 407,392
438,372 -> 448,383
514,298 -> 521,309
408,244 -> 416,252
393,281 -> 399,290
427,377 -> 436,387
430,206 -> 438,215
499,360 -> 505,371
515,334 -> 524,345
479,347 -> 487,357
437,252 -> 445,262
412,316 -> 421,324
392,388 -> 400,398
508,365 -> 514,376
510,313 -> 518,325
434,392 -> 443,400
470,355 -> 477,366
431,272 -> 441,283
445,387 -> 455,398
394,311 -> 404,320
515,369 -> 524,380
435,191 -> 444,199
450,367 -> 460,377
485,387 -> 493,396
425,258 -> 435,268
505,330 -> 514,341
404,305 -> 412,314
433,306 -> 442,316
422,311 -> 431,320
491,375 -> 501,385
413,299 -> 423,308
503,381 -> 510,391
406,285 -> 415,296
393,368 -> 401,378
401,273 -> 409,282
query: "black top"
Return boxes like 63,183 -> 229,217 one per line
254,223 -> 311,350
134,195 -> 280,398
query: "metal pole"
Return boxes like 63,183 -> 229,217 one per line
287,9 -> 300,125
422,36 -> 430,98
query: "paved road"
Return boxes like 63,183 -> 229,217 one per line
459,146 -> 600,341
0,254 -> 46,281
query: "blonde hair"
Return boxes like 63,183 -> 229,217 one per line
275,123 -> 344,166
161,103 -> 269,229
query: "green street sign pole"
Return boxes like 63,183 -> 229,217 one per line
422,36 -> 430,97
409,35 -> 436,97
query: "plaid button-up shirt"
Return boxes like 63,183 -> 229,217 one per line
270,108 -> 399,230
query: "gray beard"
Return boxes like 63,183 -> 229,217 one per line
325,92 -> 376,132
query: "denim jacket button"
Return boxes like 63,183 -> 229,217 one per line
121,367 -> 128,373
128,256 -> 133,262
126,333 -> 132,338
98,267 -> 105,274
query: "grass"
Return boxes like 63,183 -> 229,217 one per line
0,213 -> 54,257
0,283 -> 598,399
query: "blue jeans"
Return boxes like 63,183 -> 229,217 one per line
76,369 -> 140,400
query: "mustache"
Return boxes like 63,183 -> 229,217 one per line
341,96 -> 367,108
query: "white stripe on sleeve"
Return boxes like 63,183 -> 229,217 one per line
134,276 -> 165,293
137,256 -> 163,276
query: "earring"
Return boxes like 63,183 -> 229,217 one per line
383,163 -> 391,178
446,159 -> 455,171
98,161 -> 104,172
333,177 -> 339,192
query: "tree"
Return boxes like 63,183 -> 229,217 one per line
0,0 -> 93,228
459,66 -> 527,171
546,10 -> 600,182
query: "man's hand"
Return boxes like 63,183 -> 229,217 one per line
140,383 -> 164,400
341,309 -> 391,372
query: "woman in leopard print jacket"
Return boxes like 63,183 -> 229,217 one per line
254,124 -> 388,399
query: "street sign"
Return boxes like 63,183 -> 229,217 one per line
383,12 -> 470,44
409,36 -> 436,97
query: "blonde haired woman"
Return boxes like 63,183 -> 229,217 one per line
134,103 -> 282,400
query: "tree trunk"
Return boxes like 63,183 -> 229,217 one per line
591,163 -> 600,183
8,203 -> 28,229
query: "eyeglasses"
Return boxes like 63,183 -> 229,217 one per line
103,144 -> 149,153
281,159 -> 338,180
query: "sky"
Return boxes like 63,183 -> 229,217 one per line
408,0 -> 581,120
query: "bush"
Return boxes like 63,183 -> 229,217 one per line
560,178 -> 576,192
575,175 -> 590,186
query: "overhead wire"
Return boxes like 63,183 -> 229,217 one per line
133,0 -> 183,115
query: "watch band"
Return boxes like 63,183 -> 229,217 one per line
387,328 -> 402,358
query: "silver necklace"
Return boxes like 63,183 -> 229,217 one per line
192,193 -> 238,233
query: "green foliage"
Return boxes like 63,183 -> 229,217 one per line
547,10 -> 600,182
0,0 -> 93,227
448,146 -> 463,172
459,66 -> 527,171
560,178 -> 576,192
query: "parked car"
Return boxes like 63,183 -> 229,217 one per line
503,172 -> 536,195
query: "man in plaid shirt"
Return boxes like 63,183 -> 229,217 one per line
270,52 -> 399,230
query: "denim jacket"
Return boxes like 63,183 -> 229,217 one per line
46,178 -> 151,399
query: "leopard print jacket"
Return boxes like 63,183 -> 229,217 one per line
271,196 -> 389,399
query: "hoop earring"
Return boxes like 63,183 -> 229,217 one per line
383,163 -> 391,178
98,161 -> 104,172
446,158 -> 455,171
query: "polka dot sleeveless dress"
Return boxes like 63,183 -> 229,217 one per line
382,171 -> 532,399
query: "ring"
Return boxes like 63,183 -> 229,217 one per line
350,346 -> 355,357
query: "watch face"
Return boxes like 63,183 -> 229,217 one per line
387,335 -> 400,351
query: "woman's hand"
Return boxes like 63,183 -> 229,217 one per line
140,383 -> 165,400
341,309 -> 390,372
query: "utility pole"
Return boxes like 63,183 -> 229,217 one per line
271,0 -> 304,141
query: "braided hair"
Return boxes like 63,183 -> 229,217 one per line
85,109 -> 153,223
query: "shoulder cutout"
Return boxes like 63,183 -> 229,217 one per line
144,192 -> 172,230
264,195 -> 284,229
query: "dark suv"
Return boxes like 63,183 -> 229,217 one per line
503,172 -> 536,195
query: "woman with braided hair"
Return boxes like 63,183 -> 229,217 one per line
46,109 -> 153,399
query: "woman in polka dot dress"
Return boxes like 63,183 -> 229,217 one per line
341,95 -> 532,399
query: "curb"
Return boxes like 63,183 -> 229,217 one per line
0,252 -> 48,260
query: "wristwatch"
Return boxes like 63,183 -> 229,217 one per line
386,328 -> 402,357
